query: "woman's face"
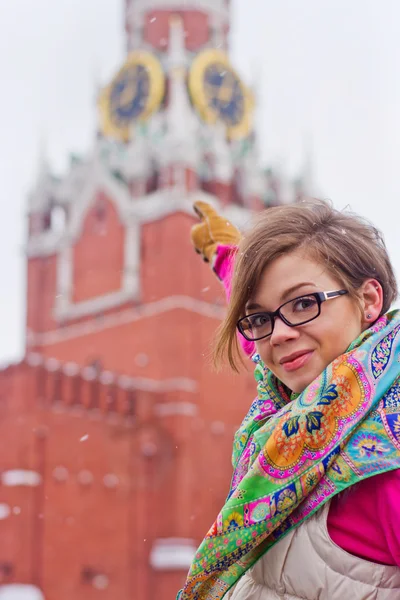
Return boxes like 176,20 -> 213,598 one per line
247,251 -> 365,393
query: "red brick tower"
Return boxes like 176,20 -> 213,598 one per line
0,3 -> 298,600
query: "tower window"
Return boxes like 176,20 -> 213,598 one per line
94,200 -> 107,222
92,199 -> 107,234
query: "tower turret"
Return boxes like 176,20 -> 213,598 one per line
125,0 -> 230,55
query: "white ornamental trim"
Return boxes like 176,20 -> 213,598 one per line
153,402 -> 198,417
2,470 -> 42,487
116,376 -> 197,393
0,504 -> 11,520
27,295 -> 226,346
26,185 -> 251,257
128,188 -> 251,230
26,160 -> 252,323
57,191 -> 226,322
0,584 -> 45,600
150,538 -> 197,571
26,162 -> 131,258
54,226 -> 140,323
25,352 -> 198,394
26,228 -> 62,258
67,163 -> 131,241
52,163 -> 139,321
54,283 -> 138,322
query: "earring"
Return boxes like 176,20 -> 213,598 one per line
367,314 -> 372,320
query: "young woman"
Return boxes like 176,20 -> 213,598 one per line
178,199 -> 400,600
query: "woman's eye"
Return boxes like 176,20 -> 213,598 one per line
293,297 -> 317,311
251,315 -> 268,327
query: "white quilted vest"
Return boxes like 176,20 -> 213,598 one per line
228,502 -> 400,600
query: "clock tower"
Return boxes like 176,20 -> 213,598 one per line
26,0 -> 271,356
0,2 -> 303,600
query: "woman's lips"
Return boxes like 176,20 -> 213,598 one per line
280,351 -> 314,372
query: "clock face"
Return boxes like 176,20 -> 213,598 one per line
110,64 -> 151,127
99,51 -> 165,141
189,49 -> 252,139
203,63 -> 245,128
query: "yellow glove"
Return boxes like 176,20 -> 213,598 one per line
190,201 -> 242,264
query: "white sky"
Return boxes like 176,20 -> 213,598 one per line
0,0 -> 399,363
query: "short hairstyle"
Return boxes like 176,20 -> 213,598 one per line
214,198 -> 398,371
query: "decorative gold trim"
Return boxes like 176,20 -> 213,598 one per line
99,51 -> 165,142
188,49 -> 253,139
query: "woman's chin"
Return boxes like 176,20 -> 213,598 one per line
278,366 -> 320,395
288,379 -> 311,394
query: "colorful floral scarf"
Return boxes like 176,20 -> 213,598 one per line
178,310 -> 400,600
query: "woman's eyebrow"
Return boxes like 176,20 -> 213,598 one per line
246,282 -> 317,312
245,302 -> 263,312
280,282 -> 317,302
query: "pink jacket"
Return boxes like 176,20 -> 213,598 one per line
215,244 -> 400,567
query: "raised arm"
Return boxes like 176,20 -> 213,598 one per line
190,201 -> 255,357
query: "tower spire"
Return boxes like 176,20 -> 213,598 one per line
165,16 -> 198,145
28,136 -> 53,214
302,132 -> 315,195
159,16 -> 200,188
298,132 -> 315,198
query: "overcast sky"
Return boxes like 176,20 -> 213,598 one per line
0,0 -> 399,363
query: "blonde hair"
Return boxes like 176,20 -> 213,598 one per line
214,199 -> 398,371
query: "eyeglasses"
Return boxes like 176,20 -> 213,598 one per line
237,289 -> 349,342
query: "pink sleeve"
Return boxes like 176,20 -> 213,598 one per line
213,244 -> 255,357
378,469 -> 400,566
328,469 -> 400,567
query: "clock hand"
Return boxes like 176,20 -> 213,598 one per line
119,79 -> 138,109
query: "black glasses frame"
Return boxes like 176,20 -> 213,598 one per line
237,289 -> 349,342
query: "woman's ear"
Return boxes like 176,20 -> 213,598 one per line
359,279 -> 383,326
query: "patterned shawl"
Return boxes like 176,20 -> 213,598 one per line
178,310 -> 400,600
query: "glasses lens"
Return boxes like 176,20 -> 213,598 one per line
280,294 -> 319,325
240,313 -> 273,340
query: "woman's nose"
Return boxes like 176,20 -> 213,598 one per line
269,316 -> 300,345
